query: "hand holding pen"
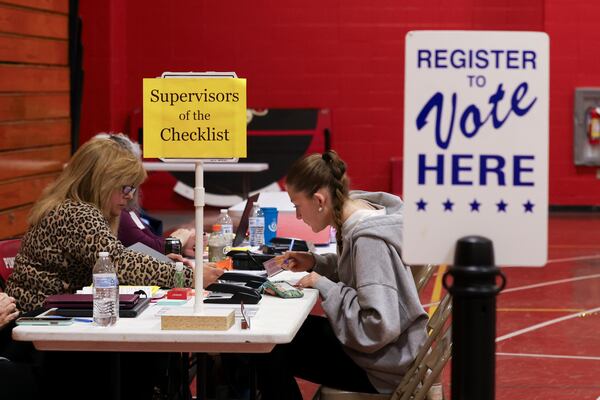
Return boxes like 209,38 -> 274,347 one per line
280,251 -> 316,273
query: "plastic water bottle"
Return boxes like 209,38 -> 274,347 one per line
173,261 -> 185,288
216,209 -> 233,242
93,251 -> 119,327
248,203 -> 265,247
208,224 -> 229,262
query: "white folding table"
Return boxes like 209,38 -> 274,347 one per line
13,289 -> 318,399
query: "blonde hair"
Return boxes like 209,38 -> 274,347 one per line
29,138 -> 147,232
93,132 -> 142,159
286,150 -> 349,249
92,132 -> 144,212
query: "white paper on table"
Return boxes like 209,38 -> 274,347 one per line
269,270 -> 308,285
155,304 -> 259,319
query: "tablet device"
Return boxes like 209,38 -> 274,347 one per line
16,316 -> 73,326
127,242 -> 172,263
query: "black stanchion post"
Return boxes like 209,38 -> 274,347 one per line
443,236 -> 506,400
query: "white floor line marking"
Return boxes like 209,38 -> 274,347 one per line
422,274 -> 600,308
502,274 -> 600,294
546,254 -> 600,264
496,306 -> 600,342
497,352 -> 600,361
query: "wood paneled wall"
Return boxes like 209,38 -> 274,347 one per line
0,0 -> 71,239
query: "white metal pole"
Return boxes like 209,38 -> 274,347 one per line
193,161 -> 205,314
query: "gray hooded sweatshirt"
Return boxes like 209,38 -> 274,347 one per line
313,191 -> 428,393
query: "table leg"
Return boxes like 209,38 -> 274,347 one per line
249,354 -> 257,400
182,353 -> 191,400
110,352 -> 121,400
196,353 -> 207,400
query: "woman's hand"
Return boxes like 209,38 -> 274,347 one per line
179,231 -> 205,258
203,264 -> 224,287
166,253 -> 194,268
170,228 -> 193,247
281,251 -> 316,272
181,229 -> 196,257
0,293 -> 19,330
295,271 -> 322,289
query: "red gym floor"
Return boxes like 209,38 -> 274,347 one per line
194,212 -> 600,399
299,212 -> 600,399
420,212 -> 600,400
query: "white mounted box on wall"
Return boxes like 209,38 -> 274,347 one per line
574,87 -> 600,166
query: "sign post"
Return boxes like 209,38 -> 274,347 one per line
443,236 -> 505,400
403,31 -> 549,398
143,73 -> 246,327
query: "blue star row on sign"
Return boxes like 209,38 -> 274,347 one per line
415,198 -> 535,213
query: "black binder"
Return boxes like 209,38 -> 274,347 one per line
53,297 -> 151,318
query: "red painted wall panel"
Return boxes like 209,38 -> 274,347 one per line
78,0 -> 599,206
545,0 -> 600,205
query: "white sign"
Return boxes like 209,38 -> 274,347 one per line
402,31 -> 549,266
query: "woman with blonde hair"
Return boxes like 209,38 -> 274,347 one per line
93,133 -> 196,255
7,137 -> 221,312
5,137 -> 223,399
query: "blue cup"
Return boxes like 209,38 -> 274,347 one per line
261,207 -> 278,244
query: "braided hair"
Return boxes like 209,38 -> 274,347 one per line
286,150 -> 350,250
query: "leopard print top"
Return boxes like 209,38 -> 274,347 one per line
6,199 -> 193,312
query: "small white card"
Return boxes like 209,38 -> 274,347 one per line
129,211 -> 146,230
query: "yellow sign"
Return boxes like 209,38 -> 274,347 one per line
143,78 -> 247,158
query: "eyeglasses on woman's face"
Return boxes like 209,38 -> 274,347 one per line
121,185 -> 137,196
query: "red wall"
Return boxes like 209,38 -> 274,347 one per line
545,1 -> 600,205
78,0 -> 600,206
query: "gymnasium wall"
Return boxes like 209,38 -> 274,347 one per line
77,1 -> 600,206
0,0 -> 71,239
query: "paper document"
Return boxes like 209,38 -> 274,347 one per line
127,242 -> 172,263
269,270 -> 308,285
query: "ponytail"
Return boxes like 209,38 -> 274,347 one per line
286,150 -> 350,250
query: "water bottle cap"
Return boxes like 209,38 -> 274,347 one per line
98,251 -> 109,257
175,262 -> 184,271
220,209 -> 228,214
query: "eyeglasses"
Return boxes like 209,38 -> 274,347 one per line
121,185 -> 137,196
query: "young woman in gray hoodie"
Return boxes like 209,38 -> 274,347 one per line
257,150 -> 428,399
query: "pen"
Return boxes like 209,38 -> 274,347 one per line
73,318 -> 94,323
283,239 -> 295,267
